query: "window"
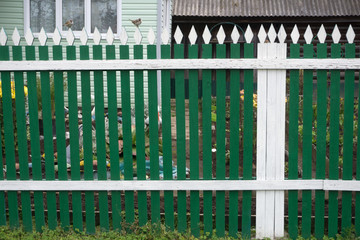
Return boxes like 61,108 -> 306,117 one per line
25,0 -> 121,35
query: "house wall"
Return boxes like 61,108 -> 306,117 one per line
0,0 -> 159,108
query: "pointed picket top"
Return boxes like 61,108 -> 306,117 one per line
258,25 -> 267,43
134,27 -> 142,44
120,27 -> 128,45
268,24 -> 277,43
244,25 -> 254,43
188,25 -> 197,45
0,28 -> 7,46
346,24 -> 355,44
290,25 -> 300,44
147,27 -> 155,45
331,24 -> 341,44
217,25 -> 225,44
278,25 -> 286,43
53,27 -> 62,45
93,27 -> 102,45
106,27 -> 114,45
12,27 -> 21,46
80,28 -> 88,45
231,25 -> 240,44
202,25 -> 211,44
38,27 -> 48,46
317,25 -> 327,43
161,28 -> 169,44
304,25 -> 313,44
25,28 -> 34,46
66,28 -> 75,45
174,26 -> 183,44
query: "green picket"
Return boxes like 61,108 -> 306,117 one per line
215,44 -> 226,237
26,45 -> 45,232
288,43 -> 300,239
39,45 -> 57,230
106,45 -> 121,231
229,43 -> 240,238
202,44 -> 213,235
147,45 -> 160,223
174,44 -> 187,233
328,43 -> 341,238
0,45 -> 19,228
342,43 -> 355,233
93,45 -> 110,231
315,43 -> 327,239
357,69 -> 360,236
242,43 -> 254,238
53,45 -> 70,229
134,44 -> 147,226
66,45 -> 83,232
161,44 -> 174,230
13,45 -> 32,231
0,87 -> 5,226
80,45 -> 95,234
302,44 -> 313,238
120,45 -> 134,225
189,44 -> 200,237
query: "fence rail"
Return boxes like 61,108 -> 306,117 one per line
0,23 -> 359,239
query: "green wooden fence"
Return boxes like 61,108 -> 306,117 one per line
0,24 -> 359,239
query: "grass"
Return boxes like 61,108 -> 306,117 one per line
0,223 -> 243,240
0,223 -> 359,240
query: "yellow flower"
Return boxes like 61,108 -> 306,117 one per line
24,86 -> 28,97
0,80 -> 28,99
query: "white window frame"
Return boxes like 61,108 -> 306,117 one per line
24,0 -> 122,37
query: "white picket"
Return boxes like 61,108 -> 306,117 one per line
93,27 -> 102,45
290,25 -> 300,44
317,24 -> 327,43
304,25 -> 313,44
80,28 -> 89,45
346,24 -> 355,43
147,27 -> 156,45
119,27 -> 128,45
332,24 -> 341,44
38,28 -> 48,46
174,26 -> 183,44
255,25 -> 267,239
52,27 -> 62,45
216,25 -> 225,44
231,25 -> 240,44
0,28 -> 6,46
188,25 -> 197,45
106,27 -> 115,45
161,27 -> 170,45
25,28 -> 34,46
66,28 -> 75,46
202,25 -> 211,44
244,25 -> 254,43
12,28 -> 21,46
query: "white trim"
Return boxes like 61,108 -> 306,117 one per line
56,0 -> 63,32
1,59 -> 360,71
117,0 -> 122,37
0,180 -> 358,191
24,0 -> 30,32
84,0 -> 91,34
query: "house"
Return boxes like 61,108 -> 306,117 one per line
172,0 -> 360,45
0,0 -> 173,106
170,0 -> 360,98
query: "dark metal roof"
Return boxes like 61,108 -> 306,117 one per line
173,0 -> 360,17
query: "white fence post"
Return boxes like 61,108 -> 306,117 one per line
256,24 -> 287,239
